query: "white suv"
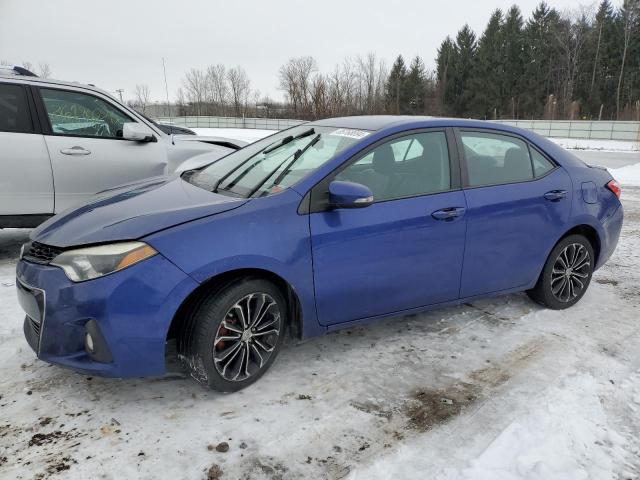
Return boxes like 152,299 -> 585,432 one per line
0,66 -> 238,228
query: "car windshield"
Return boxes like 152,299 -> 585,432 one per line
186,125 -> 370,198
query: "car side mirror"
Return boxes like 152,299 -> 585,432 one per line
328,181 -> 374,209
122,122 -> 156,142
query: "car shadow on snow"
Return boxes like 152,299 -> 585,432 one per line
0,228 -> 30,262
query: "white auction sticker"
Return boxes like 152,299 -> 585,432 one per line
330,128 -> 371,140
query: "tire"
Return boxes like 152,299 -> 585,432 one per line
527,234 -> 595,310
179,278 -> 287,392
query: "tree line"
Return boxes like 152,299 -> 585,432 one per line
157,0 -> 640,121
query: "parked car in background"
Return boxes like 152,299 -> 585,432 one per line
16,116 -> 623,391
154,123 -> 197,136
0,66 -> 242,228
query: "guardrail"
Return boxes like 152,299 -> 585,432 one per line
155,116 -> 640,142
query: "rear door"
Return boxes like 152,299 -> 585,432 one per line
0,82 -> 53,216
309,129 -> 467,326
457,129 -> 572,297
35,87 -> 167,212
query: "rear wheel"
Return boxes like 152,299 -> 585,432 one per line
179,278 -> 286,391
527,234 -> 594,310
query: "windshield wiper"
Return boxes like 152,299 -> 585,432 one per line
248,133 -> 321,197
212,128 -> 316,195
262,128 -> 315,155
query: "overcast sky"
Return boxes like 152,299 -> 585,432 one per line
1,0 -> 608,103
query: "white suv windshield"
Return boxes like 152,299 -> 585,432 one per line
189,126 -> 369,198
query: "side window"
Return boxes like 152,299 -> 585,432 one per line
40,88 -> 132,139
531,148 -> 555,177
336,131 -> 451,201
0,84 -> 33,133
461,131 -> 533,187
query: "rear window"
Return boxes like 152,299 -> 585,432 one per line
0,84 -> 33,133
461,131 -> 534,186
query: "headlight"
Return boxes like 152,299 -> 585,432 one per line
20,243 -> 27,259
51,242 -> 157,282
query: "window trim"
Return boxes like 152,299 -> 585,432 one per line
302,127 -> 461,214
0,82 -> 38,134
454,127 -> 559,190
35,86 -> 137,141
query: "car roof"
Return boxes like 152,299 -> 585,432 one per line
309,115 -> 524,133
0,73 -> 117,101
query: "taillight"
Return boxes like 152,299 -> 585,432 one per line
606,179 -> 621,199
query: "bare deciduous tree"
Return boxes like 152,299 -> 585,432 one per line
38,63 -> 52,78
182,68 -> 207,115
278,56 -> 317,119
134,84 -> 151,114
227,66 -> 251,117
206,64 -> 229,116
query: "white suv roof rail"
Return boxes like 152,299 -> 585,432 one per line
0,65 -> 38,77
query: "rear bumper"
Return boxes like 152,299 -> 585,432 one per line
596,203 -> 623,269
16,254 -> 198,378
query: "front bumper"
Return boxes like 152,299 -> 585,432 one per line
16,253 -> 198,378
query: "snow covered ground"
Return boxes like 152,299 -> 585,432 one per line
1,164 -> 640,480
551,138 -> 639,153
192,128 -> 275,144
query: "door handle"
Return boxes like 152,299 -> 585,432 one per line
432,207 -> 466,221
60,146 -> 91,156
544,190 -> 567,201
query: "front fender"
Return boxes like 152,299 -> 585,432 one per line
144,190 -> 324,339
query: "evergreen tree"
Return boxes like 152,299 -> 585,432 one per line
452,25 -> 477,116
404,56 -> 427,113
385,55 -> 407,114
472,9 -> 504,118
501,5 -> 525,118
521,2 -> 560,118
436,37 -> 456,114
583,1 -> 617,117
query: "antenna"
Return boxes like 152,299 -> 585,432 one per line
162,58 -> 172,125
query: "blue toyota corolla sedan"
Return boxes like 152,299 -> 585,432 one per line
16,116 -> 623,391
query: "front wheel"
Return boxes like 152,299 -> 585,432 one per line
527,234 -> 595,310
179,278 -> 286,392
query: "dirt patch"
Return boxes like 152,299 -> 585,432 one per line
206,464 -> 223,480
404,338 -> 544,432
350,400 -> 393,420
471,340 -> 543,388
596,278 -> 620,286
29,431 -> 66,447
406,382 -> 479,432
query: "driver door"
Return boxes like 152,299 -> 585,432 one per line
37,87 -> 167,212
309,129 -> 467,326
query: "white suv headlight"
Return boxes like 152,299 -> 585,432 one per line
51,242 -> 157,282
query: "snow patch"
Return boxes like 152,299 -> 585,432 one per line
440,375 -> 627,480
608,163 -> 640,186
551,138 -> 639,152
192,127 -> 275,143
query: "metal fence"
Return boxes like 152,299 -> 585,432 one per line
154,116 -> 305,130
492,120 -> 640,141
155,116 -> 640,142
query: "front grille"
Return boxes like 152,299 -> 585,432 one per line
23,242 -> 63,264
29,316 -> 41,337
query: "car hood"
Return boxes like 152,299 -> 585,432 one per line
31,175 -> 248,248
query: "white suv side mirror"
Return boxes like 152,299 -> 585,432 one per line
122,122 -> 156,142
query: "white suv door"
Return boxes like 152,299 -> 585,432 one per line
0,82 -> 54,221
36,87 -> 168,212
